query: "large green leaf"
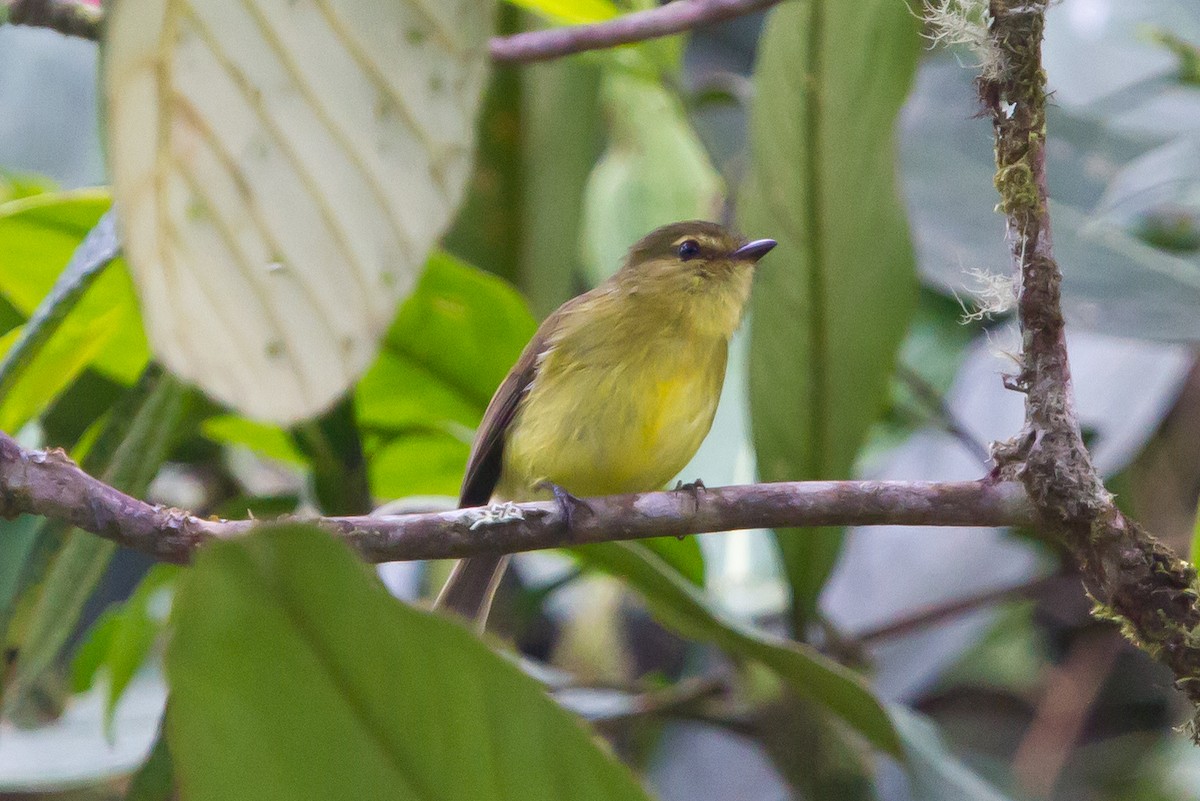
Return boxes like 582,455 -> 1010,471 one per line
359,251 -> 537,429
356,252 -> 536,501
167,524 -> 655,801
0,190 -> 149,384
574,542 -> 901,756
5,369 -> 188,712
104,0 -> 493,423
740,0 -> 921,631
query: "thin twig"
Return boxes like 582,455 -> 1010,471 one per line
853,572 -> 1062,645
0,430 -> 1034,565
895,363 -> 992,466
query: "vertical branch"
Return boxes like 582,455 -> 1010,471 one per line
979,0 -> 1200,737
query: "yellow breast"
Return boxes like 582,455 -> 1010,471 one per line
496,335 -> 727,501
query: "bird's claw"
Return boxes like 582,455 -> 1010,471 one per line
673,478 -> 706,532
535,480 -> 590,531
465,501 -> 525,531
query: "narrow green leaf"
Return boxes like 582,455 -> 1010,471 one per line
290,398 -> 372,515
740,0 -> 921,630
0,210 -> 120,408
519,55 -> 604,316
0,306 -> 124,433
891,706 -> 1016,801
574,542 -> 901,756
201,415 -> 307,465
636,536 -> 705,588
6,369 -> 188,711
73,565 -> 180,731
0,515 -> 44,652
167,524 -> 655,801
368,431 -> 470,501
0,190 -> 149,383
444,3 -> 526,286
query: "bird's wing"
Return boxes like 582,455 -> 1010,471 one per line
458,297 -> 583,508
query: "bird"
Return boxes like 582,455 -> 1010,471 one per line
435,220 -> 776,625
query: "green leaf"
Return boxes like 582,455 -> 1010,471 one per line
636,536 -> 705,587
891,706 -> 1016,801
573,542 -> 901,756
0,515 -> 45,653
0,307 -> 124,433
290,398 -> 372,515
357,251 -> 536,433
201,415 -> 306,465
166,524 -> 655,801
444,4 -> 526,286
740,0 -> 921,631
356,252 -> 534,503
71,565 -> 179,731
0,190 -> 149,383
519,56 -> 604,316
5,369 -> 188,712
581,69 -> 723,284
0,210 -> 121,415
0,170 -> 57,204
368,431 -> 471,500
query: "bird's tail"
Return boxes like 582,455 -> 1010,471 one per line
434,554 -> 511,629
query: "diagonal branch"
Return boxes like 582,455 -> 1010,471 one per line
980,0 -> 1200,737
0,430 -> 1034,565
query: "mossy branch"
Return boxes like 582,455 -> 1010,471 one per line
975,0 -> 1200,738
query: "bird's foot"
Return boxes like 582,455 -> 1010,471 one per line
465,501 -> 525,531
536,480 -> 590,530
673,478 -> 707,529
674,478 -> 707,494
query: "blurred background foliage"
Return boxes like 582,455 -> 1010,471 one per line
0,0 -> 1199,799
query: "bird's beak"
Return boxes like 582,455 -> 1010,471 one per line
732,239 -> 777,262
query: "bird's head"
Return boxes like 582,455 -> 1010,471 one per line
613,220 -> 776,336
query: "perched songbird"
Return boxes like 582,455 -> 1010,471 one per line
436,220 -> 776,624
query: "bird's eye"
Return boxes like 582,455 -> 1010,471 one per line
677,240 -> 701,261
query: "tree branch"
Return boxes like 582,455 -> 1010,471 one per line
4,0 -> 782,63
489,0 -> 781,64
0,430 -> 1033,565
981,0 -> 1200,737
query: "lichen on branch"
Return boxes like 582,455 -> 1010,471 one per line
957,0 -> 1200,738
